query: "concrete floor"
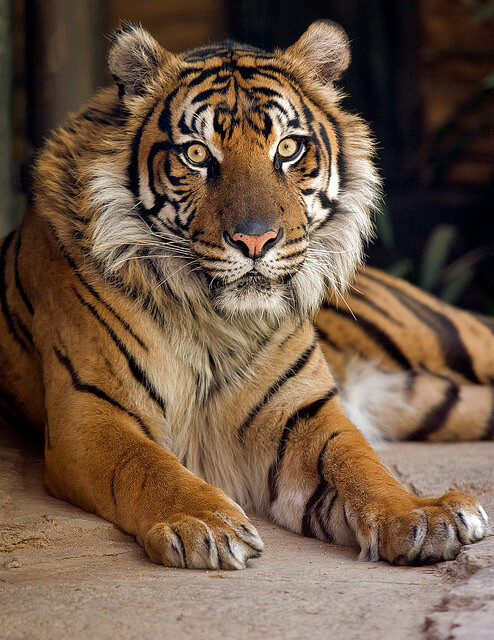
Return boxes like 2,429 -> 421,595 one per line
1,423 -> 493,640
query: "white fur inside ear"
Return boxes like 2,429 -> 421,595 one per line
286,21 -> 351,82
108,25 -> 165,95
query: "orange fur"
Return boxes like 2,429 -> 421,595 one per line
0,23 -> 489,569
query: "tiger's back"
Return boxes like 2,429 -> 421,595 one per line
318,267 -> 494,442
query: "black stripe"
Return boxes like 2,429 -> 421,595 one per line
323,303 -> 412,370
195,254 -> 232,264
237,338 -> 318,443
200,328 -> 281,405
481,391 -> 494,440
301,442 -> 329,538
0,230 -> 31,350
283,249 -> 306,261
147,139 -> 173,200
187,65 -> 231,88
14,315 -> 33,347
268,388 -> 338,503
409,383 -> 459,440
183,46 -> 272,62
58,243 -> 147,350
362,272 -> 480,384
315,490 -> 338,542
316,325 -> 343,353
349,288 -> 403,326
191,87 -> 228,104
394,291 -> 479,383
129,103 -> 157,197
277,319 -> 304,349
110,467 -> 118,507
0,231 -> 17,335
14,230 -> 34,315
318,121 -> 332,157
53,346 -> 153,440
110,449 -> 137,508
72,288 -> 167,415
317,122 -> 334,204
284,234 -> 308,248
318,190 -> 333,211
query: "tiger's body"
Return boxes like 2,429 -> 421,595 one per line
319,268 -> 494,443
0,22 -> 490,569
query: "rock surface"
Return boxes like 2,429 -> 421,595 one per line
1,424 -> 493,640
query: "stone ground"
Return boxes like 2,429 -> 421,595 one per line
1,422 -> 493,640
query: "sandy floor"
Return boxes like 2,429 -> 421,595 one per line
1,422 -> 493,640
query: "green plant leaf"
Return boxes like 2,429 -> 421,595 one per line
481,292 -> 494,316
484,71 -> 494,89
439,267 -> 475,304
472,3 -> 494,23
438,244 -> 494,282
387,258 -> 414,279
375,205 -> 395,250
419,224 -> 458,291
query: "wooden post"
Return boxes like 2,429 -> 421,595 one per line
0,0 -> 13,235
26,0 -> 107,149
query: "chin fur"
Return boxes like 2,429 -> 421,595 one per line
211,278 -> 290,319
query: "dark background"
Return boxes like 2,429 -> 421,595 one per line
2,0 -> 494,312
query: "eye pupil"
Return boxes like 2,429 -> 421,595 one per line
277,137 -> 300,159
186,143 -> 208,164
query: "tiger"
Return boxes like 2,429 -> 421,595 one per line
0,21 -> 491,570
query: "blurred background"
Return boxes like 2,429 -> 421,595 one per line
1,0 -> 493,313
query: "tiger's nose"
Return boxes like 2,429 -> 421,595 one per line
224,222 -> 283,259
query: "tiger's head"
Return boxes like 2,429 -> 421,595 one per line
46,22 -> 379,321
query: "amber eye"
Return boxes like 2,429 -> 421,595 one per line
185,143 -> 209,165
277,137 -> 301,160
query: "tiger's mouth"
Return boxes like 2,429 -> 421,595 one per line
236,271 -> 273,290
210,269 -> 292,293
207,269 -> 290,316
208,271 -> 276,296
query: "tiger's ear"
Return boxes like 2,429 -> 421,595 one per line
285,20 -> 351,82
108,24 -> 171,97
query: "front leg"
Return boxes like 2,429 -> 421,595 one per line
261,359 -> 489,564
43,349 -> 263,570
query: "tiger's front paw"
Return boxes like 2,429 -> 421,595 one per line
142,489 -> 264,570
354,491 -> 489,566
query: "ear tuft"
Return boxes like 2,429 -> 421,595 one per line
285,20 -> 351,83
108,24 -> 167,96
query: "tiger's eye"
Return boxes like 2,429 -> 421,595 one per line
277,137 -> 299,159
186,143 -> 208,164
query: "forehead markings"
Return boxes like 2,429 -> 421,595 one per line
171,67 -> 279,143
157,49 -> 340,147
131,49 -> 344,216
190,72 -> 305,144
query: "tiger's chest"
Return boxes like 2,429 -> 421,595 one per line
129,309 -> 308,486
131,312 -> 264,458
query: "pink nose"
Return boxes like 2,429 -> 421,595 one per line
231,231 -> 279,259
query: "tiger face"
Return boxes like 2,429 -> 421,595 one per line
88,22 -> 379,320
